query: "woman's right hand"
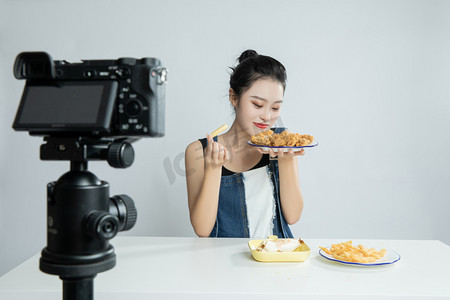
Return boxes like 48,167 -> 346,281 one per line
204,134 -> 230,170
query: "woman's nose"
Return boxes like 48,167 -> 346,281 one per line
260,109 -> 270,122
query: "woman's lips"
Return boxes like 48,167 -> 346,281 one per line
254,122 -> 269,129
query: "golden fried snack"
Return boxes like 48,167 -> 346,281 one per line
250,130 -> 273,145
320,241 -> 387,263
251,130 -> 314,147
286,133 -> 300,146
210,124 -> 228,138
271,134 -> 287,146
297,134 -> 314,146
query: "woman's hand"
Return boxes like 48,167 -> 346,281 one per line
204,134 -> 230,170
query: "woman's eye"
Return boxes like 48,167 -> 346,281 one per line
272,107 -> 280,111
253,103 -> 262,108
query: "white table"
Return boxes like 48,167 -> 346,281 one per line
0,237 -> 449,299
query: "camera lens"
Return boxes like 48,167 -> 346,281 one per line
125,100 -> 141,116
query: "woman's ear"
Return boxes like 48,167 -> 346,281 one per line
229,88 -> 238,108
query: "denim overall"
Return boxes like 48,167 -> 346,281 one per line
208,128 -> 294,238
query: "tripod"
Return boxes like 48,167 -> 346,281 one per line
38,137 -> 137,300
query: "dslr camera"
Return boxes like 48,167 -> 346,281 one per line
13,52 -> 167,138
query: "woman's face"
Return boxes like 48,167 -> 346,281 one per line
232,78 -> 284,136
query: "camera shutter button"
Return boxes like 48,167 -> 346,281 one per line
125,100 -> 141,116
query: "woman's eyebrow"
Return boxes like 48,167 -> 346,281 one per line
250,95 -> 283,103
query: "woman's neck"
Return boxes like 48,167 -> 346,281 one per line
219,122 -> 253,153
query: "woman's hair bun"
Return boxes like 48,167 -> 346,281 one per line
238,49 -> 258,63
229,49 -> 286,101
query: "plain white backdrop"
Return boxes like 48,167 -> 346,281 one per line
1,0 -> 449,276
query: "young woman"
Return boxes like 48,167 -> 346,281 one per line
185,50 -> 304,238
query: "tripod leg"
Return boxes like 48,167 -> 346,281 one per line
62,276 -> 96,300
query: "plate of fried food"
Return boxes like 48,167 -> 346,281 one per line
319,241 -> 400,266
249,129 -> 317,152
248,235 -> 311,262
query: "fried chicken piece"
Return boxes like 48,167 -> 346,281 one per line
286,133 -> 300,146
251,130 -> 274,145
251,135 -> 269,145
271,134 -> 287,146
251,130 -> 273,145
296,134 -> 314,146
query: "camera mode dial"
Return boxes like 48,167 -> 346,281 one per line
118,58 -> 136,65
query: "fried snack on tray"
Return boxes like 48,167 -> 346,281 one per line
320,241 -> 387,263
256,238 -> 305,252
251,130 -> 314,147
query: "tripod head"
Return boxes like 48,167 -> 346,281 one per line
40,136 -> 137,168
38,136 -> 138,299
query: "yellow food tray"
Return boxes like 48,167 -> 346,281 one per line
248,239 -> 311,262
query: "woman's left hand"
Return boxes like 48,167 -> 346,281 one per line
256,147 -> 305,160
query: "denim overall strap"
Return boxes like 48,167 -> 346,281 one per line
209,135 -> 250,237
209,172 -> 249,237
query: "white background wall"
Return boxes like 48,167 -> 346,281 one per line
1,0 -> 449,276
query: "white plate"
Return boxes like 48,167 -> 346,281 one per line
247,141 -> 318,152
319,248 -> 401,266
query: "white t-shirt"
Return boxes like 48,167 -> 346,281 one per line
242,166 -> 276,238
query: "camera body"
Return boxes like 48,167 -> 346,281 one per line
13,52 -> 167,138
